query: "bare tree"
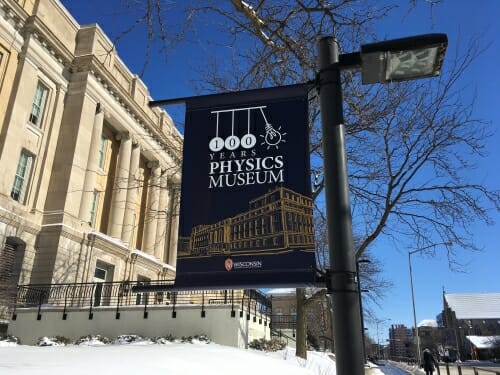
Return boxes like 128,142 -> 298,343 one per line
186,2 -> 498,359
78,0 -> 500,359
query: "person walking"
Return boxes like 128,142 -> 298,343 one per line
423,348 -> 437,375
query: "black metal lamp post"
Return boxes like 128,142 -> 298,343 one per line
317,34 -> 447,375
356,259 -> 370,364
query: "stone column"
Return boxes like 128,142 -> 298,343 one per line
167,180 -> 181,267
107,132 -> 131,238
78,104 -> 104,222
154,170 -> 169,261
143,161 -> 161,254
121,141 -> 141,245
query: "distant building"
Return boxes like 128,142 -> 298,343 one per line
441,292 -> 500,360
387,294 -> 500,362
268,288 -> 333,351
436,312 -> 445,327
418,321 -> 442,359
388,324 -> 413,360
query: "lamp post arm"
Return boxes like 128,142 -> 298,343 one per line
339,52 -> 362,70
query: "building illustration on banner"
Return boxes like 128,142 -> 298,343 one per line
177,186 -> 315,260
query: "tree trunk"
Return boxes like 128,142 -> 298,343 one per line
296,287 -> 307,359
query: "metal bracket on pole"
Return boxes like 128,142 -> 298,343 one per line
316,268 -> 359,294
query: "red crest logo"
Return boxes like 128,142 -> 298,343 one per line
225,258 -> 233,271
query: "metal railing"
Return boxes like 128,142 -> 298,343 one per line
269,314 -> 297,345
11,281 -> 272,321
271,327 -> 296,345
390,360 -> 500,375
437,363 -> 500,375
270,314 -> 297,330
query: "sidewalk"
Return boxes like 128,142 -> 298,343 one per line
387,360 -> 423,374
365,362 -> 390,375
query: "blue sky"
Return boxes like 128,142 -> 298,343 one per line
62,0 -> 500,344
362,1 -> 500,343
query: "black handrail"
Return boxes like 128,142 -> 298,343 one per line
13,281 -> 272,321
270,327 -> 296,345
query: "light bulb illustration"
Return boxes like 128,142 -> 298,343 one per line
259,107 -> 286,150
264,124 -> 282,145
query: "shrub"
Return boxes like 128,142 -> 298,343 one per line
190,335 -> 210,344
37,336 -> 70,346
152,334 -> 176,344
114,334 -> 150,344
75,334 -> 111,345
249,337 -> 286,352
0,334 -> 21,345
152,334 -> 210,344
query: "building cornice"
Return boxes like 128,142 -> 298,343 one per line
23,15 -> 74,68
3,0 -> 182,168
83,56 -> 182,165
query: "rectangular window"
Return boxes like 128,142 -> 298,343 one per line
89,190 -> 100,227
97,134 -> 107,169
29,81 -> 49,126
94,267 -> 106,280
11,151 -> 34,203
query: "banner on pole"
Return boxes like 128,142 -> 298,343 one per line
175,84 -> 316,288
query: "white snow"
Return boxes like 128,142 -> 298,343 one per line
0,338 -> 387,375
265,288 -> 296,295
418,319 -> 438,327
466,335 -> 500,349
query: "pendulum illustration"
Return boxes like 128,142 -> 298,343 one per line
225,111 -> 240,150
240,109 -> 257,149
210,106 -> 280,151
209,112 -> 224,152
259,107 -> 286,149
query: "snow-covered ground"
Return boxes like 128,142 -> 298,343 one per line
0,337 -> 326,374
0,336 -> 386,375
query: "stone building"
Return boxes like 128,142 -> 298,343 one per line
441,292 -> 500,360
0,0 -> 182,320
268,288 -> 333,351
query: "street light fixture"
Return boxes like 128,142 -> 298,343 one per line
318,33 -> 447,375
360,34 -> 448,83
408,242 -> 452,367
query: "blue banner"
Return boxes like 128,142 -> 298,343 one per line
175,84 -> 316,288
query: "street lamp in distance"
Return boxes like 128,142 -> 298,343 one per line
356,259 -> 370,364
318,33 -> 448,375
408,242 -> 452,367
